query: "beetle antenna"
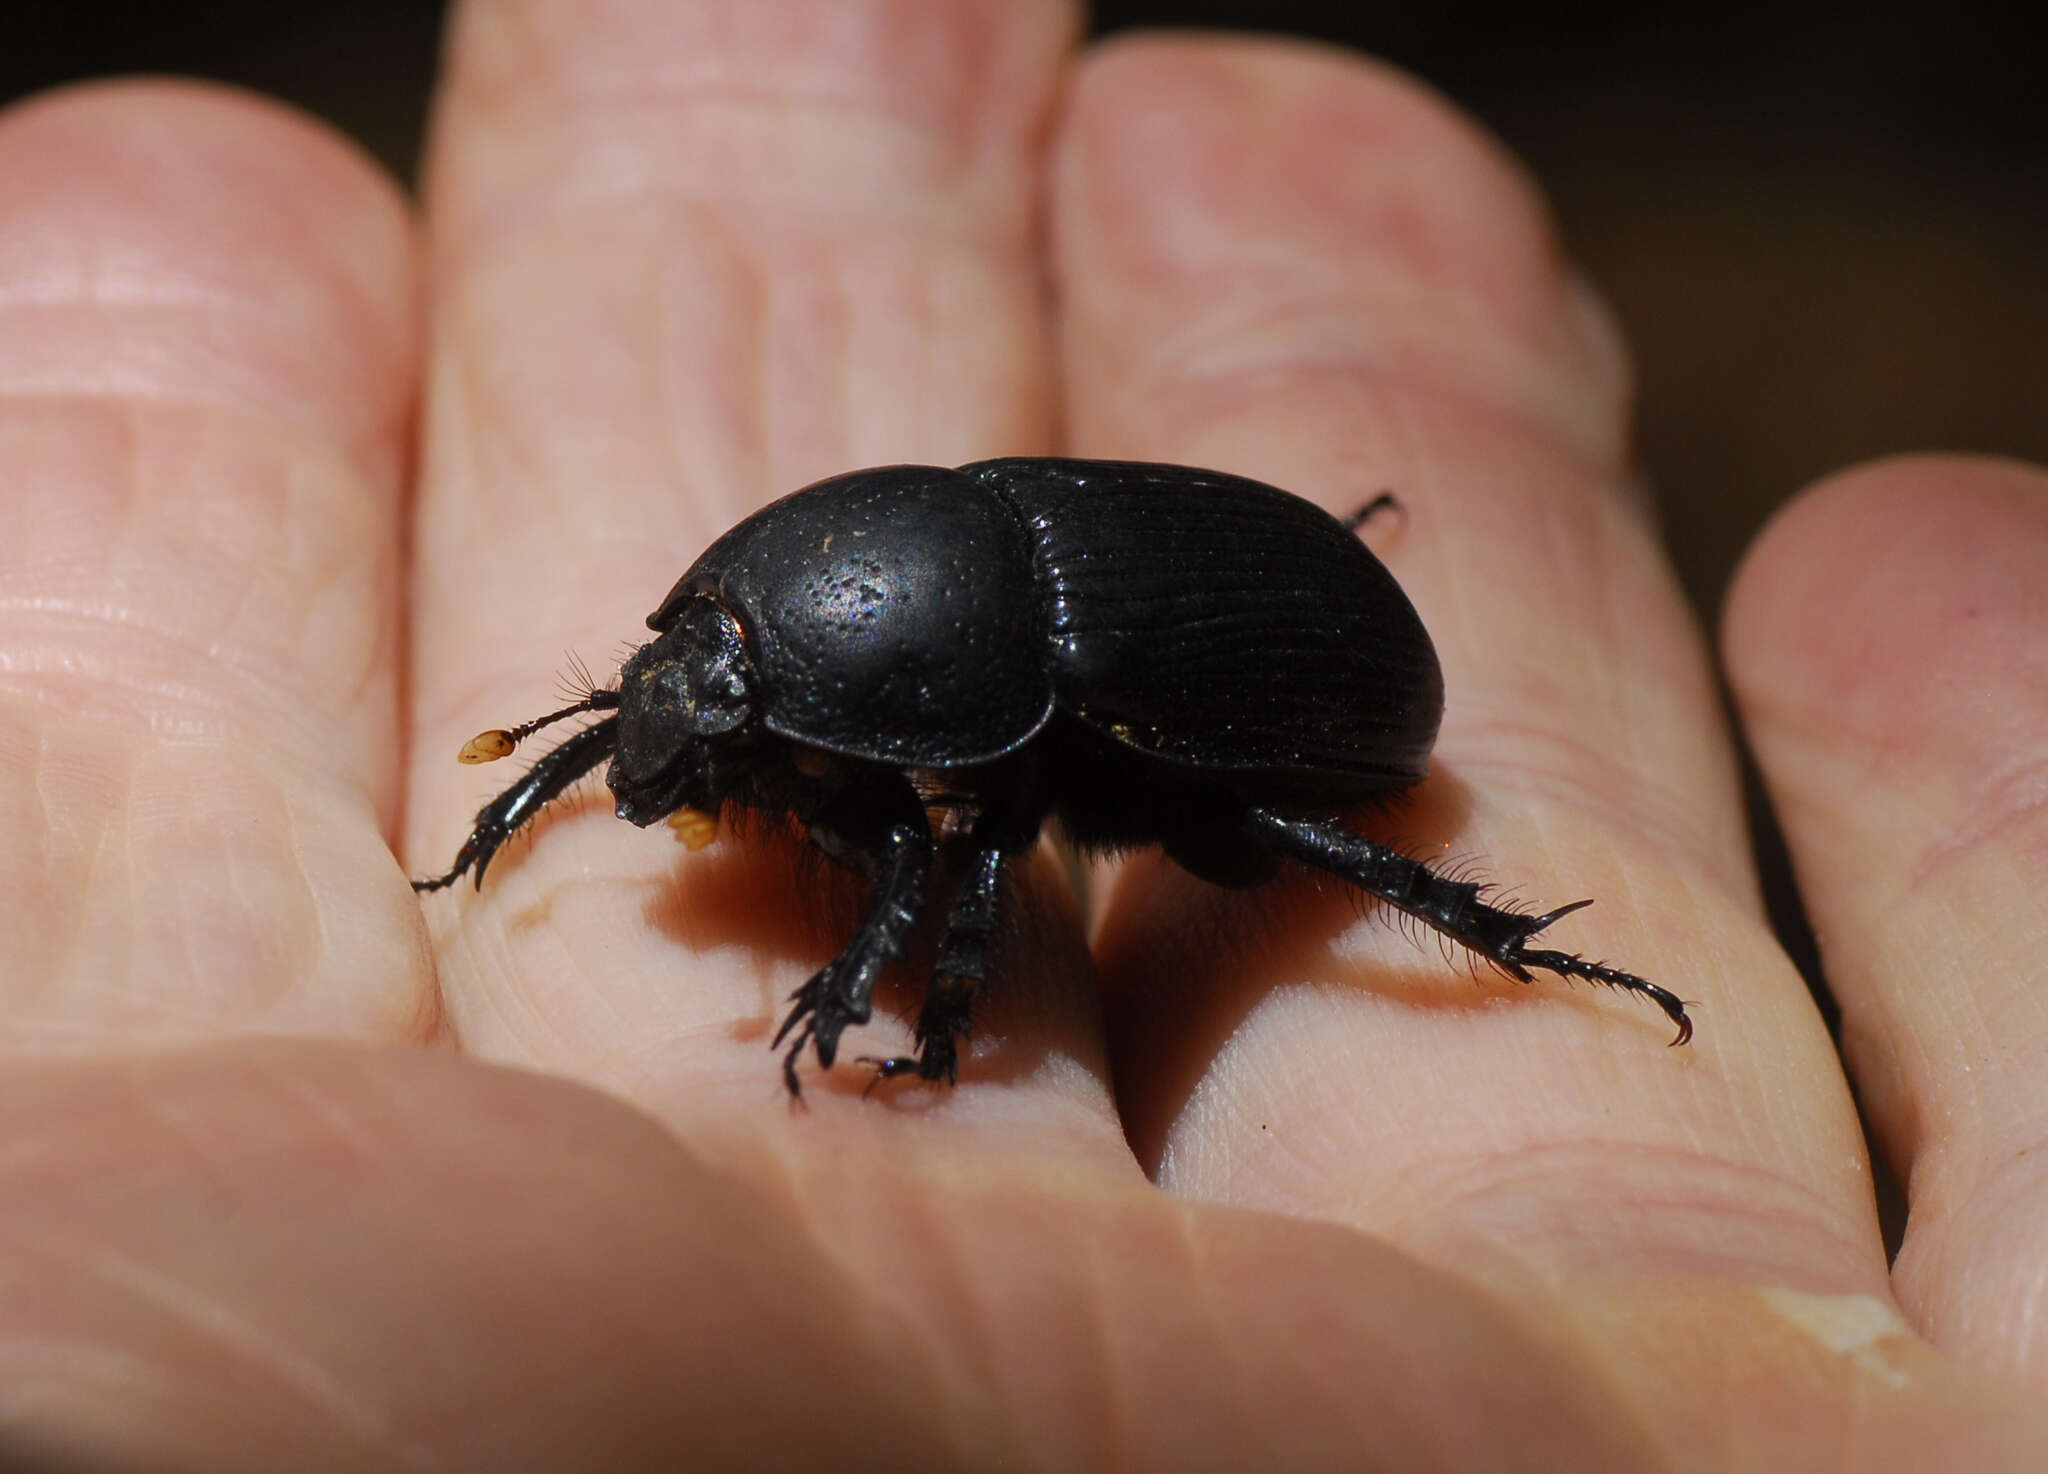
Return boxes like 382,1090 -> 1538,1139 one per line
456,690 -> 623,765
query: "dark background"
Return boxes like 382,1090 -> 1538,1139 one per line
6,3 -> 2043,1062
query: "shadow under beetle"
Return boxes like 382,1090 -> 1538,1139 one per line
415,458 -> 1692,1093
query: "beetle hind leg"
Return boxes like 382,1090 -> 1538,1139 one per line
1243,807 -> 1692,1044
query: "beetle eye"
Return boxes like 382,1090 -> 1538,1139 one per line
685,675 -> 748,735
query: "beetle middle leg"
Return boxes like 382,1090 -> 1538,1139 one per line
859,793 -> 1043,1089
1242,807 -> 1693,1044
858,845 -> 999,1089
776,775 -> 934,1093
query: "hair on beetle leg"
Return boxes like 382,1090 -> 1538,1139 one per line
1427,850 -> 1498,892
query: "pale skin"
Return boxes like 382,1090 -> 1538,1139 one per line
3,2 -> 2046,1469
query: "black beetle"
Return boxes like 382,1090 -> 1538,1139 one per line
415,458 -> 1690,1092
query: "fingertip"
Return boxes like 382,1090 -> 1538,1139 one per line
0,77 -> 418,454
1054,30 -> 1631,475
1724,453 -> 2048,763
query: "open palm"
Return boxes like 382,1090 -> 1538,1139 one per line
5,3 -> 2046,1469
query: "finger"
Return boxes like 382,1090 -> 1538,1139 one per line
409,0 -> 1121,1137
1725,455 -> 2048,1389
1,1041 -> 1648,1471
1053,36 -> 1878,1289
7,1038 -> 2042,1472
0,82 -> 428,1052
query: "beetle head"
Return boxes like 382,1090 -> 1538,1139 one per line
608,599 -> 756,825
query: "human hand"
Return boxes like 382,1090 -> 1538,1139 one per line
4,3 -> 2045,1469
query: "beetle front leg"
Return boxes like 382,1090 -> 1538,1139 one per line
775,775 -> 934,1092
1244,807 -> 1693,1044
412,718 -> 621,893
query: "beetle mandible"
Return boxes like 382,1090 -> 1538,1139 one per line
414,458 -> 1691,1092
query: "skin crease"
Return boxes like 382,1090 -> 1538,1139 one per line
0,2 -> 2045,1469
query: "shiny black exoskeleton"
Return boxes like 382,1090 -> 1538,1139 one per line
415,459 -> 1691,1092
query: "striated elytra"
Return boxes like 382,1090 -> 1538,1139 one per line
415,458 -> 1691,1092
